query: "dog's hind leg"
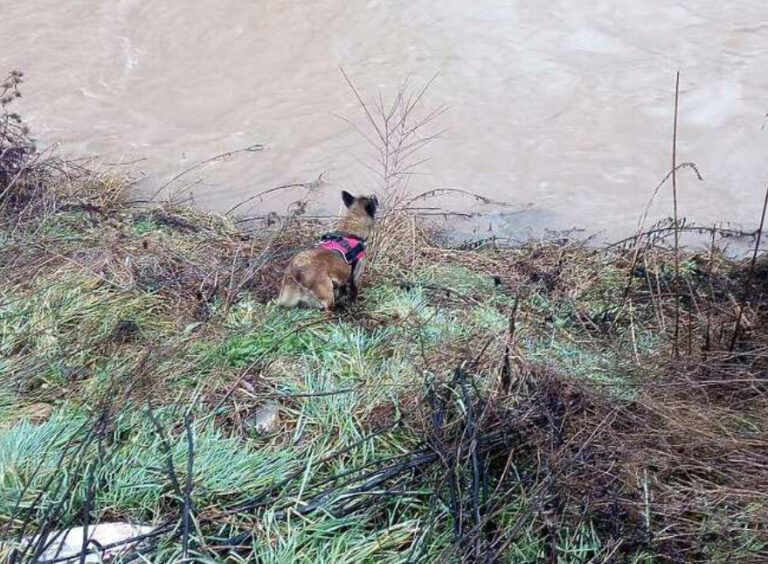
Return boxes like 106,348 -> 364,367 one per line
314,277 -> 335,311
276,285 -> 302,307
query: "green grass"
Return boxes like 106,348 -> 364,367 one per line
0,243 -> 659,563
0,408 -> 300,522
0,250 -> 638,561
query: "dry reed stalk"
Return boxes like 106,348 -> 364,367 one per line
730,175 -> 768,351
672,71 -> 681,359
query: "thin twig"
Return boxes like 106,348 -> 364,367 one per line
403,187 -> 510,208
730,174 -> 768,351
672,71 -> 681,359
151,144 -> 264,200
224,172 -> 325,216
182,414 -> 194,560
145,407 -> 184,500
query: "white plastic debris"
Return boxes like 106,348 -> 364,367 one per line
245,402 -> 279,435
4,522 -> 154,563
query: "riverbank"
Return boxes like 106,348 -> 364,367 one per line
2,95 -> 768,562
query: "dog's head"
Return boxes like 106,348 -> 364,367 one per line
339,190 -> 378,237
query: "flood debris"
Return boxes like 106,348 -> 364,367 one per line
244,402 -> 279,435
3,523 -> 154,564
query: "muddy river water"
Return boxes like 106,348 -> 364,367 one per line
2,0 -> 768,240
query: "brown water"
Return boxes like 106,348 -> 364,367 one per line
2,0 -> 768,240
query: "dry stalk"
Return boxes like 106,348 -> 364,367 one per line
672,71 -> 681,359
730,174 -> 768,351
338,68 -> 446,265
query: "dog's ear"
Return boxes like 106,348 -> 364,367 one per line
341,190 -> 355,209
364,196 -> 379,218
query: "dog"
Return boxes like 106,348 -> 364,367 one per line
276,190 -> 378,310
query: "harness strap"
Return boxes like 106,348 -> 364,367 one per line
317,231 -> 366,265
317,232 -> 367,297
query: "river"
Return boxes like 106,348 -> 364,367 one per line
2,0 -> 767,241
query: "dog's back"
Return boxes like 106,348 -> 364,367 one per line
276,247 -> 352,308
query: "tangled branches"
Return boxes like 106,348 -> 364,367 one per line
0,70 -> 35,209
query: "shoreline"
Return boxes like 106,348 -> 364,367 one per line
1,161 -> 767,562
2,86 -> 768,561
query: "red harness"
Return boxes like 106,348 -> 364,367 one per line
317,232 -> 366,265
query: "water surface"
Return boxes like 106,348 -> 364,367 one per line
2,0 -> 767,240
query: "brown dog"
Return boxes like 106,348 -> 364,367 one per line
276,191 -> 378,309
